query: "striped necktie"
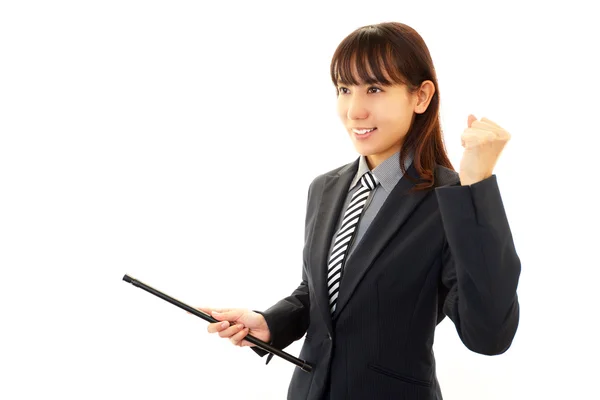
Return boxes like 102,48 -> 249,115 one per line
328,171 -> 379,315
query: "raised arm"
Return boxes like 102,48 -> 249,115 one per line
436,175 -> 520,355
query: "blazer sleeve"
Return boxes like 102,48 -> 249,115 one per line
250,273 -> 310,364
250,180 -> 317,363
435,174 -> 521,355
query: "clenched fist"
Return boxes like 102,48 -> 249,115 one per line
459,115 -> 512,185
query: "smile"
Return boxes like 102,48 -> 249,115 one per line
352,128 -> 377,135
352,128 -> 377,140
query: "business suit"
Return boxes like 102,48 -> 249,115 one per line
253,156 -> 521,399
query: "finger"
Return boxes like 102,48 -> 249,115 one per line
209,311 -> 227,321
470,121 -> 498,138
467,114 -> 477,128
230,327 -> 250,346
471,120 -> 509,139
471,120 -> 494,130
461,128 -> 496,147
211,309 -> 240,322
462,127 -> 493,138
220,323 -> 246,339
195,307 -> 232,316
194,306 -> 213,316
207,321 -> 230,334
240,334 -> 257,347
480,117 -> 502,129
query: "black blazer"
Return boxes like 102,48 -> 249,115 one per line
253,158 -> 520,400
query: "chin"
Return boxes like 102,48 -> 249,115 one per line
352,145 -> 379,157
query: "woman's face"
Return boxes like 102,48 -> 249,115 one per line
336,79 -> 433,169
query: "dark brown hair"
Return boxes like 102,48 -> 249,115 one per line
330,22 -> 455,192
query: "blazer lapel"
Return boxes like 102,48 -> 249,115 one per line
310,159 -> 359,335
331,163 -> 460,321
308,158 -> 461,331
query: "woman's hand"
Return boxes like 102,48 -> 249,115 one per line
459,115 -> 512,185
196,307 -> 271,347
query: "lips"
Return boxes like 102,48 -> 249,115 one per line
352,127 -> 377,135
352,127 -> 377,140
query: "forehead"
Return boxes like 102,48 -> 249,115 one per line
332,51 -> 404,86
344,62 -> 393,84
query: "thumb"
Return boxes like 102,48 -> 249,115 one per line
194,306 -> 213,315
211,309 -> 240,321
467,114 -> 477,128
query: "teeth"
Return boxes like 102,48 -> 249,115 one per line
353,128 -> 376,135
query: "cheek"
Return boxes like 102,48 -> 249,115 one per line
336,103 -> 347,121
382,104 -> 412,125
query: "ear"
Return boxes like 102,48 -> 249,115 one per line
413,80 -> 435,114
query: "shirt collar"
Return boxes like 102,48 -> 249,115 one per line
349,151 -> 414,194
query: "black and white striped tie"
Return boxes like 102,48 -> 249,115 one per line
328,171 -> 379,315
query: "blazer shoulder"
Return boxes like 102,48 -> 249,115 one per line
310,158 -> 358,186
434,164 -> 461,188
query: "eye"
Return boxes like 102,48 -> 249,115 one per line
337,86 -> 381,95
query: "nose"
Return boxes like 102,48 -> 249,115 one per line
346,95 -> 369,120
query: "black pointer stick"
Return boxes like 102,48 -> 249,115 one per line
122,274 -> 313,373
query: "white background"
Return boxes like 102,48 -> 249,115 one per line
1,1 -> 599,399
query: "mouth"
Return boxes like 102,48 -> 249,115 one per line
351,127 -> 377,139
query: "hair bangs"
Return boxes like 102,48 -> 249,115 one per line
330,29 -> 408,87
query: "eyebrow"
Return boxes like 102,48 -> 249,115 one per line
336,80 -> 390,86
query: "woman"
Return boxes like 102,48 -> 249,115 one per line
198,21 -> 520,400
